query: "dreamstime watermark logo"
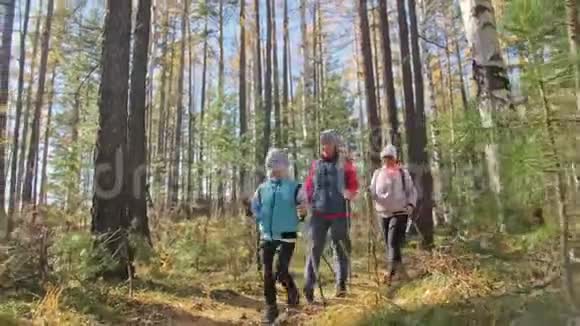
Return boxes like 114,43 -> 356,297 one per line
93,147 -> 147,200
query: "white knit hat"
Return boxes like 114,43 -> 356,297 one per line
265,148 -> 290,175
380,144 -> 397,159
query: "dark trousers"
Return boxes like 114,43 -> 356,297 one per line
262,240 -> 297,306
380,214 -> 408,276
304,216 -> 351,291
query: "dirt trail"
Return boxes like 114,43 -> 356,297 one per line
128,254 -> 426,326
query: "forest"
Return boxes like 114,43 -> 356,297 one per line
0,0 -> 579,324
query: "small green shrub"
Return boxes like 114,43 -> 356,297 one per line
50,231 -> 116,282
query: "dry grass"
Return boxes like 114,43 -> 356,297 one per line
0,215 -> 566,325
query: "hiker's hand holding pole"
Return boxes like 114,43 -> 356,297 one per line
406,204 -> 415,218
297,203 -> 308,222
343,189 -> 356,201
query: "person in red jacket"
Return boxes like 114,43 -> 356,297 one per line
302,130 -> 359,303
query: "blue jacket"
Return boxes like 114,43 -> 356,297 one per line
251,178 -> 301,241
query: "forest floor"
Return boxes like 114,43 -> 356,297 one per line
0,219 -> 577,325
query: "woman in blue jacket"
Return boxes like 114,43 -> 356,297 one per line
251,148 -> 307,324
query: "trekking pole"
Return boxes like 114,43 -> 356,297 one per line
346,199 -> 352,285
308,241 -> 327,306
406,202 -> 425,244
256,224 -> 263,278
321,252 -> 336,277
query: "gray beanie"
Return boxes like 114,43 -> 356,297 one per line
320,129 -> 341,146
265,148 -> 290,174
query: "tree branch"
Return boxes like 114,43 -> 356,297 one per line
419,34 -> 446,49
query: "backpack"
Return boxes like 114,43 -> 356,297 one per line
312,158 -> 348,195
400,168 -> 407,200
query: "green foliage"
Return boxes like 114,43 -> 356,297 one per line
360,292 -> 571,326
0,313 -> 20,326
49,6 -> 101,211
0,298 -> 32,322
50,232 -> 117,282
319,74 -> 357,136
129,233 -> 155,266
503,0 -> 565,48
60,284 -> 120,324
291,72 -> 356,179
432,100 -> 549,231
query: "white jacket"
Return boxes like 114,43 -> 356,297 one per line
369,166 -> 417,216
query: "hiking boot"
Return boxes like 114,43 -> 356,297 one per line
303,286 -> 314,304
262,304 -> 279,324
335,283 -> 347,298
381,271 -> 392,285
287,286 -> 300,306
395,263 -> 410,281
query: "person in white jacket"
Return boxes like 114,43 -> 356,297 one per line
369,144 -> 417,284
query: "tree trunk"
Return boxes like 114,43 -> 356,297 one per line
155,12 -> 169,198
353,17 -> 366,149
8,0 -> 31,219
218,0 -> 225,102
565,0 -> 580,185
146,2 -> 156,181
436,54 -> 448,111
378,0 -> 401,150
396,0 -> 415,165
92,0 -> 132,280
217,0 -> 225,213
39,66 -> 56,207
282,0 -> 289,147
566,0 -> 580,112
300,0 -> 312,154
22,0 -> 54,208
538,78 -> 576,308
187,11 -> 195,204
254,0 -> 264,186
312,2 -> 320,149
67,90 -> 81,212
16,1 -> 43,213
198,17 -> 209,197
164,29 -> 176,206
128,0 -> 152,240
287,19 -> 298,178
164,106 -> 175,206
272,0 -> 281,146
444,33 -> 455,110
371,6 -> 382,123
460,0 -> 509,231
0,0 -> 15,231
239,0 -> 248,195
358,0 -> 382,169
316,1 -> 325,117
409,0 -> 423,119
170,0 -> 187,207
408,0 -> 434,248
425,54 -> 449,225
263,0 -> 273,169
455,37 -> 469,111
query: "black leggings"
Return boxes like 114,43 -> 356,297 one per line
262,240 -> 297,306
380,214 -> 408,275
